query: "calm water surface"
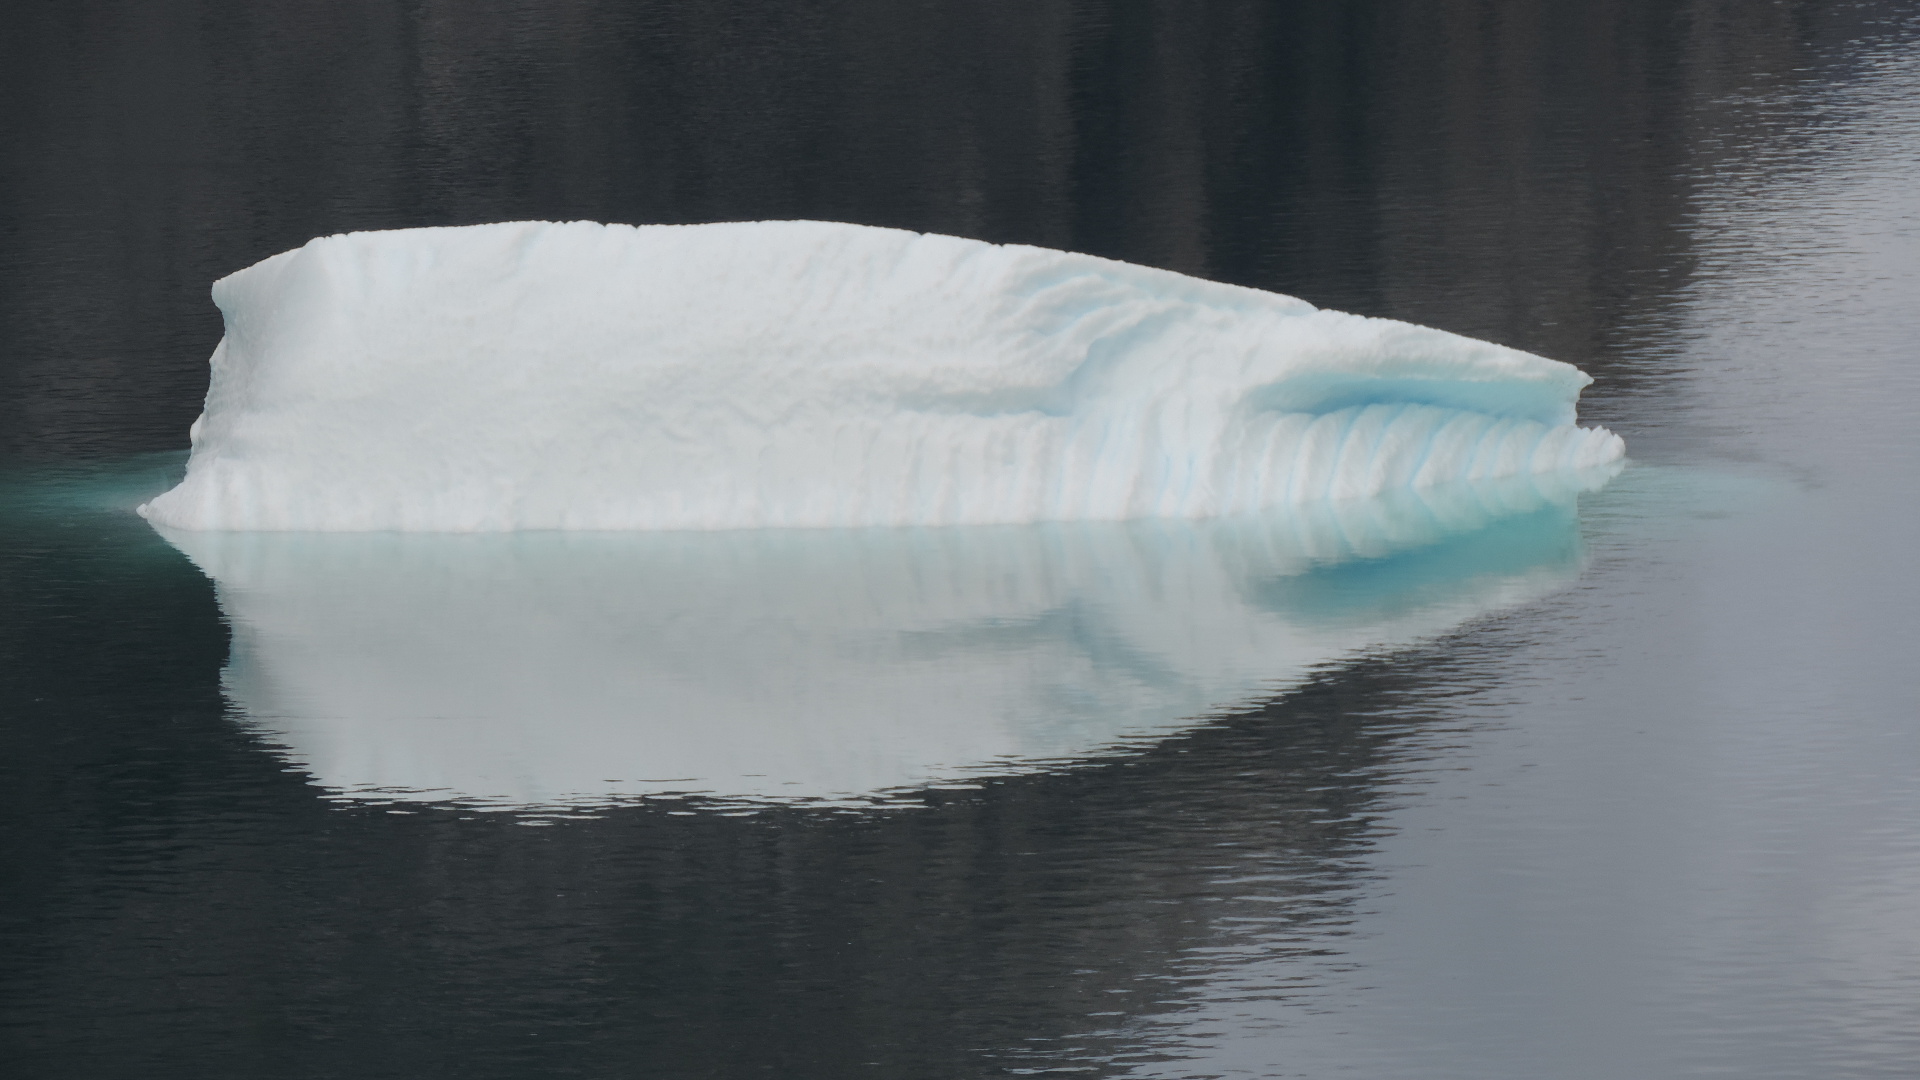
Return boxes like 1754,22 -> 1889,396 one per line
4,3 -> 1919,1077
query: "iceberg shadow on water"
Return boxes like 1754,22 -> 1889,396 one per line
160,466 -> 1618,809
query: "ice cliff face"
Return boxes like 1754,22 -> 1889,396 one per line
139,220 -> 1622,532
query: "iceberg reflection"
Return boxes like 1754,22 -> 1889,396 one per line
160,468 -> 1615,808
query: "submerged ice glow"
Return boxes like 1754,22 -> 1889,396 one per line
138,220 -> 1622,532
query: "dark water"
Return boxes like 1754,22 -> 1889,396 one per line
5,2 -> 1920,1077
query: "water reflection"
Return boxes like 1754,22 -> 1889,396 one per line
160,469 -> 1614,808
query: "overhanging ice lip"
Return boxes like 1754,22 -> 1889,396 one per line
138,220 -> 1624,532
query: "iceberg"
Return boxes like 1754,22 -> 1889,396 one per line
157,473 -> 1609,807
138,220 -> 1622,532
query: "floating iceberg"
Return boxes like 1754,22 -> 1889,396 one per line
158,474 -> 1606,807
139,220 -> 1622,532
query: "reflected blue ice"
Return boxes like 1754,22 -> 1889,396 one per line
160,467 -> 1616,808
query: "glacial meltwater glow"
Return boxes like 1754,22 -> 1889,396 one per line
136,220 -> 1621,532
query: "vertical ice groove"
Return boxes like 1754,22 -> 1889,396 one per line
1281,415 -> 1322,506
138,220 -> 1624,532
1361,403 -> 1415,493
1462,417 -> 1510,482
1400,407 -> 1453,489
1321,407 -> 1368,502
1406,414 -> 1451,490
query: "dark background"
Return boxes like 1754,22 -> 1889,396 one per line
1,0 -> 1879,461
3,2 -> 1914,1078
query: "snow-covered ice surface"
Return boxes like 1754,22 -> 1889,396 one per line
139,220 -> 1622,532
158,470 -> 1612,807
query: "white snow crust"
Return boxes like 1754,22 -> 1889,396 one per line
139,220 -> 1623,532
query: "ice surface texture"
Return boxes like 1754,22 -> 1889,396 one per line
139,220 -> 1623,532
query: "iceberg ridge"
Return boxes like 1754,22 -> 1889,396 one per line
139,220 -> 1623,532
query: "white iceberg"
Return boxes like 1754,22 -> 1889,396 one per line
158,473 -> 1610,807
138,220 -> 1622,532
